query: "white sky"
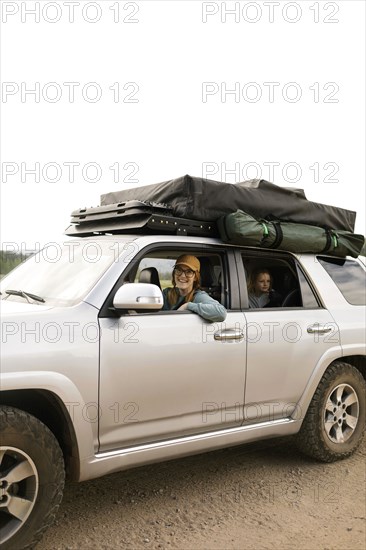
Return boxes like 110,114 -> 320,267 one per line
1,0 -> 365,252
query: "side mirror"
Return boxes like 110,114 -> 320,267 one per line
113,283 -> 164,310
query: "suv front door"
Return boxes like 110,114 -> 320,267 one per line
98,245 -> 246,451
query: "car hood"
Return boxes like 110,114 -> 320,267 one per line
0,300 -> 53,315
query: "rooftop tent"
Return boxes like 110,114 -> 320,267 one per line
100,175 -> 356,232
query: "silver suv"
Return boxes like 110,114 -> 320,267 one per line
1,234 -> 365,550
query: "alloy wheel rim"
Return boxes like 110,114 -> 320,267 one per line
324,384 -> 359,444
0,446 -> 39,544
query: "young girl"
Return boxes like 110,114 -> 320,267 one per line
248,268 -> 282,308
162,254 -> 227,322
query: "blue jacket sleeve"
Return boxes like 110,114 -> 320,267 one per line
187,290 -> 227,322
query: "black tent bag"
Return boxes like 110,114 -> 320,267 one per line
101,175 -> 356,232
217,210 -> 365,258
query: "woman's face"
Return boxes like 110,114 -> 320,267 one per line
174,264 -> 195,295
254,272 -> 271,295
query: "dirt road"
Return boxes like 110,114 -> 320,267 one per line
38,436 -> 366,550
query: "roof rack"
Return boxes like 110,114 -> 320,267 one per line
65,200 -> 218,238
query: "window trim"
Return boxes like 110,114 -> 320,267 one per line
99,242 -> 240,318
237,249 -> 323,310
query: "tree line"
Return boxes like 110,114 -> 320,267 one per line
0,251 -> 30,276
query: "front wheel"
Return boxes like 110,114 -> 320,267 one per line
296,362 -> 366,462
0,406 -> 65,550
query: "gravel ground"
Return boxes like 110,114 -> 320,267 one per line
37,435 -> 366,550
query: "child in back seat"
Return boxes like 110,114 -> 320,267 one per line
247,268 -> 282,308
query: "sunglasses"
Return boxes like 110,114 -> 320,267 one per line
173,266 -> 195,278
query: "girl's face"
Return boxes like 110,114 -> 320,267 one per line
173,265 -> 195,295
254,272 -> 271,295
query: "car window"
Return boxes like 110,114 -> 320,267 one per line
134,257 -> 175,289
318,257 -> 366,305
132,251 -> 226,307
0,241 -> 118,307
241,254 -> 320,309
297,266 -> 321,308
98,246 -> 234,318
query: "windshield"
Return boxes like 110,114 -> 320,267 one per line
0,239 -> 130,307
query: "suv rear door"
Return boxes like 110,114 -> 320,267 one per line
237,250 -> 342,423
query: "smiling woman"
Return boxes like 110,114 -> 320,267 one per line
162,254 -> 227,323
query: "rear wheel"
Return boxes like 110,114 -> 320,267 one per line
0,407 -> 65,550
297,362 -> 366,462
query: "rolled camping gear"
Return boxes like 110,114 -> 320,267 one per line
217,210 -> 365,258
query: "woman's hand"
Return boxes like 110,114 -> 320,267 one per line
177,303 -> 189,311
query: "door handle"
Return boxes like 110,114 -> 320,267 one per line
307,324 -> 332,334
214,329 -> 244,341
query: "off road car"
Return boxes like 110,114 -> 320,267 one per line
1,234 -> 365,549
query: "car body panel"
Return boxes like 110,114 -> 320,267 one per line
98,310 -> 246,450
242,307 -> 341,422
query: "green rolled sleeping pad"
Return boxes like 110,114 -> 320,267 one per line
217,210 -> 365,258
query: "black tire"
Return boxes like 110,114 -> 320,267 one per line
0,406 -> 65,550
296,362 -> 366,462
